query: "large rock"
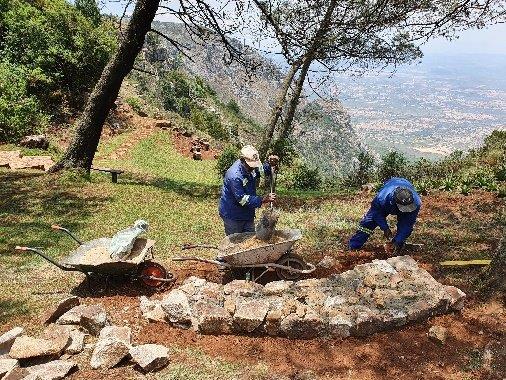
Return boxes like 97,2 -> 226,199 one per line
280,309 -> 324,339
0,358 -> 19,378
24,360 -> 77,380
98,326 -> 131,345
9,336 -> 61,360
19,135 -> 49,149
0,327 -> 24,356
191,302 -> 232,334
89,339 -> 129,370
57,304 -> 109,335
223,280 -> 263,297
0,151 -> 21,168
129,344 -> 169,372
161,290 -> 192,327
233,299 -> 269,333
65,330 -> 85,355
43,296 -> 80,325
42,324 -> 73,354
263,281 -> 292,296
139,296 -> 166,323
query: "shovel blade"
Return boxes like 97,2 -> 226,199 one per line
255,209 -> 279,241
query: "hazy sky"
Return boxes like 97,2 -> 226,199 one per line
100,1 -> 506,56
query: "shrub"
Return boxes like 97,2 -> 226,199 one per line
190,107 -> 228,141
270,138 -> 297,166
0,62 -> 49,142
160,70 -> 191,113
291,162 -> 322,190
414,179 -> 430,196
0,0 -> 116,108
345,150 -> 375,187
378,151 -> 408,182
125,97 -> 144,115
216,145 -> 239,177
440,176 -> 457,191
226,99 -> 241,115
459,184 -> 471,196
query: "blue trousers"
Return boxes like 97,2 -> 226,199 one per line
222,217 -> 255,236
349,208 -> 378,249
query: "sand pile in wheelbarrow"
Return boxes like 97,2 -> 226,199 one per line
79,246 -> 112,265
227,231 -> 285,254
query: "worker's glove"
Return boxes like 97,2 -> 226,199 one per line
383,228 -> 393,240
268,155 -> 279,168
262,193 -> 276,204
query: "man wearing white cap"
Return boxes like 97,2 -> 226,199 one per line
219,145 -> 278,235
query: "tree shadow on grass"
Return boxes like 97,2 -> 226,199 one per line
0,299 -> 30,325
0,170 -> 111,260
120,171 -> 221,200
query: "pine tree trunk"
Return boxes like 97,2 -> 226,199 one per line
275,0 -> 338,142
50,0 -> 160,172
259,60 -> 300,159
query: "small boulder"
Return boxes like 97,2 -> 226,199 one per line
428,325 -> 447,344
280,309 -> 323,339
58,304 -> 109,335
43,296 -> 80,325
233,299 -> 269,333
263,281 -> 292,296
444,286 -> 466,311
19,135 -> 49,150
2,367 -> 29,380
155,120 -> 171,129
0,327 -> 24,356
129,344 -> 169,372
42,324 -> 73,354
65,330 -> 85,355
0,358 -> 19,378
24,360 -> 77,380
139,296 -> 166,323
191,302 -> 232,335
90,339 -> 129,370
98,326 -> 131,345
223,280 -> 263,297
161,290 -> 192,327
9,336 -> 60,360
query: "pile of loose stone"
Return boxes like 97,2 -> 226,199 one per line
0,297 -> 169,380
141,256 -> 466,339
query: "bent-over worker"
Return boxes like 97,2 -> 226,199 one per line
349,177 -> 421,254
219,145 -> 278,235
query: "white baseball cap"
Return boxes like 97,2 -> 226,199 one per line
240,145 -> 261,168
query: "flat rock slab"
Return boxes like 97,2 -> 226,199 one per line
24,360 -> 77,380
0,327 -> 24,355
9,155 -> 54,171
44,296 -> 80,325
129,344 -> 169,372
57,304 -> 109,336
153,256 -> 466,339
0,358 -> 19,378
90,338 -> 129,370
9,336 -> 61,360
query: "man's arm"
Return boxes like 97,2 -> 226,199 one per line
229,177 -> 263,208
394,208 -> 420,245
371,198 -> 389,232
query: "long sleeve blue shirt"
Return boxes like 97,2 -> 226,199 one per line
371,177 -> 421,245
218,159 -> 272,221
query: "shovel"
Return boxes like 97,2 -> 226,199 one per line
255,167 -> 279,241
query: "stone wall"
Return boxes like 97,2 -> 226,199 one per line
143,256 -> 466,339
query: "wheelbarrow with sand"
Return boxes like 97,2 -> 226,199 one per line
15,224 -> 175,289
173,228 -> 315,282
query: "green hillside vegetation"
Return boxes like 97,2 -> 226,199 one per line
0,0 -> 117,142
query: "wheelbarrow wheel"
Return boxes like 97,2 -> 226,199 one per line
276,253 -> 306,281
137,261 -> 169,289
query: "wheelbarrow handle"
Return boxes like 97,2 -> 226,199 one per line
181,244 -> 218,250
51,225 -> 83,246
14,246 -> 78,272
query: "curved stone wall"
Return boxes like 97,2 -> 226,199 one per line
141,256 -> 465,339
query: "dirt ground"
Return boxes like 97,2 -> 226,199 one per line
50,192 -> 504,380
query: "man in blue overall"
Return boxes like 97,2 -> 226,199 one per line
219,145 -> 278,235
349,177 -> 421,254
